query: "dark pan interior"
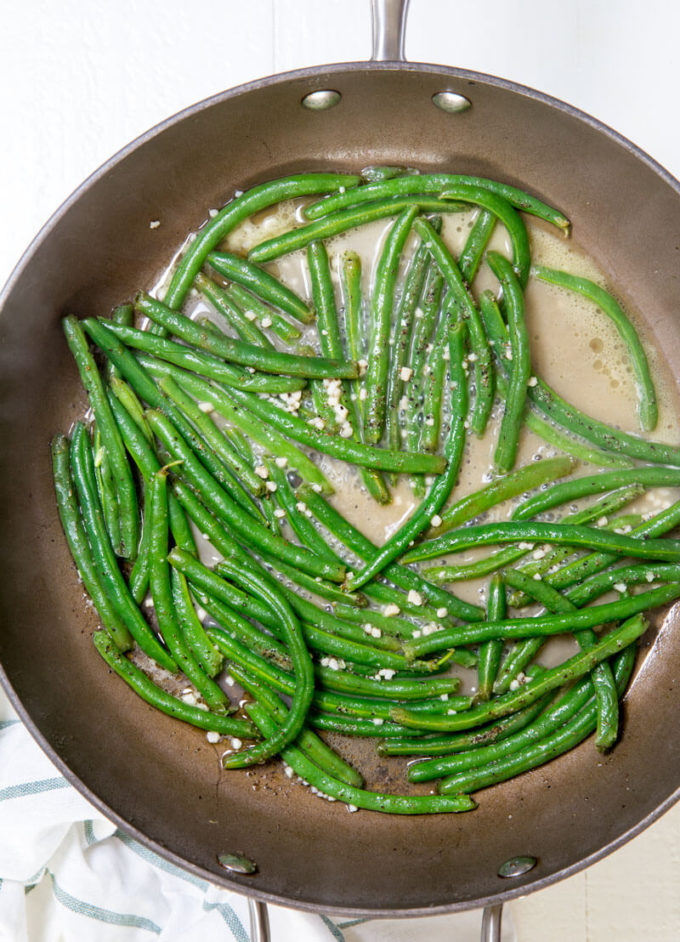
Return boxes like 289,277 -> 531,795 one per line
2,62 -> 680,917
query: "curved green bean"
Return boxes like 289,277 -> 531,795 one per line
533,265 -> 657,431
303,173 -> 570,232
51,435 -> 132,652
437,455 -> 577,535
395,614 -> 646,732
246,699 -> 476,813
92,631 -> 254,736
163,173 -> 360,310
222,386 -> 446,475
247,196 -> 467,263
63,316 -> 139,558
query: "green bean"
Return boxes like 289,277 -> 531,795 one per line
105,304 -> 133,381
226,283 -> 302,343
307,240 -> 388,502
140,363 -> 332,494
566,562 -> 680,608
438,644 -> 635,793
106,390 -> 197,555
296,484 -> 484,622
222,386 -> 447,475
155,377 -> 265,520
158,374 -> 265,498
266,582 -> 404,655
109,376 -> 154,444
84,318 -> 268,501
364,206 -> 419,443
261,552 -> 367,610
408,678 -> 593,783
538,497 -> 680,592
458,209 -> 496,283
430,486 -> 647,585
218,623 -> 423,721
194,272 -> 274,347
147,470 -> 230,713
331,604 -> 428,639
308,712 -> 429,738
419,297 -> 451,453
51,435 -> 132,652
227,663 -> 364,788
486,251 -> 531,471
135,293 -> 356,380
92,631 -> 255,736
194,589 -> 292,668
403,583 -> 679,659
436,456 -> 577,535
298,189 -> 526,283
477,574 -> 506,702
170,569 -> 224,678
360,165 -> 416,183
403,519 -> 680,565
264,461 -> 338,563
395,613 -> 646,733
315,666 -> 461,701
379,696 -> 550,757
421,680 -> 591,785
498,567 -> 620,751
102,321 -> 305,394
347,320 -> 468,591
147,409 -> 345,582
247,196 -> 467,264
69,422 -> 177,672
385,223 -> 441,455
93,424 -> 121,554
128,480 -> 152,604
411,216 -> 495,438
163,173 -> 360,310
245,699 -> 476,813
215,557 -> 315,769
478,291 -> 633,469
534,265 -> 657,431
404,260 -> 445,461
206,251 -> 313,324
303,173 -> 570,232
341,251 -> 364,360
167,546 -> 279,631
512,466 -> 680,521
63,316 -> 139,558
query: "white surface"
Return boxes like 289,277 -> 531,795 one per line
2,1 -> 680,938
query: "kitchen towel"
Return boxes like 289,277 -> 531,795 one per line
0,687 -> 514,942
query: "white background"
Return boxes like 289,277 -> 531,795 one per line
2,1 -> 680,938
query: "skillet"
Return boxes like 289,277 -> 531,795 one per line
2,0 -> 680,935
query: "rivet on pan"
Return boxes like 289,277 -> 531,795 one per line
498,855 -> 537,878
218,852 -> 258,875
432,91 -> 472,114
301,89 -> 342,111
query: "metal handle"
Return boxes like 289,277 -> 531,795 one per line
371,0 -> 410,61
248,896 -> 502,940
248,898 -> 271,942
480,903 -> 503,942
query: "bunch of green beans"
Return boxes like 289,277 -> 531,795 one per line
51,167 -> 680,814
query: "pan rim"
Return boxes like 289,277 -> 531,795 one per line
2,58 -> 680,917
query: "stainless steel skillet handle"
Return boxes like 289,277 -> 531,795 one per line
371,0 -> 410,61
249,897 -> 271,942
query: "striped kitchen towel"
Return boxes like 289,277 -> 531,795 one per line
0,687 -> 513,941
